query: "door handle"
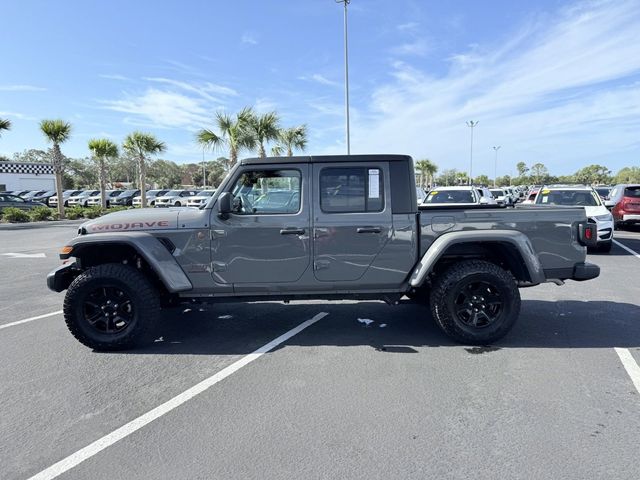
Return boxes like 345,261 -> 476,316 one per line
356,227 -> 382,234
280,228 -> 306,235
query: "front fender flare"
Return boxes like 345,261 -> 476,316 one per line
62,232 -> 193,293
410,230 -> 545,287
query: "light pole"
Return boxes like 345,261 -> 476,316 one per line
202,147 -> 206,188
466,120 -> 478,184
492,145 -> 501,187
336,0 -> 351,155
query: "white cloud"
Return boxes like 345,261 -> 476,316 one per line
143,77 -> 237,102
299,74 -> 341,87
389,39 -> 430,57
0,85 -> 46,92
0,111 -> 36,120
99,74 -> 129,81
100,88 -> 210,129
350,0 -> 640,174
241,32 -> 258,45
397,22 -> 419,32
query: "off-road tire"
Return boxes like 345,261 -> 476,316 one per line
63,263 -> 160,351
430,260 -> 520,345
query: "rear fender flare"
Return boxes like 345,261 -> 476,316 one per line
410,230 -> 545,287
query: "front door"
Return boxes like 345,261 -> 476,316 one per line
209,164 -> 311,285
313,162 -> 392,281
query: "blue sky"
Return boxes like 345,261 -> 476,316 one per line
1,0 -> 639,177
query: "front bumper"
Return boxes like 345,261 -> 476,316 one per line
47,263 -> 77,292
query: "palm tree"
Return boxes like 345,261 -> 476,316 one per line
196,107 -> 255,168
415,159 -> 437,188
272,125 -> 308,157
122,132 -> 165,208
40,119 -> 72,218
0,118 -> 11,138
88,139 -> 119,208
247,111 -> 280,158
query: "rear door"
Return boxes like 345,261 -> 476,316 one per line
312,162 -> 392,281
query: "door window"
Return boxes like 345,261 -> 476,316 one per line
319,167 -> 384,213
230,169 -> 301,215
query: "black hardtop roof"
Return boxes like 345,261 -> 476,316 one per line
240,154 -> 412,165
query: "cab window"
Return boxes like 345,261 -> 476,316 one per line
320,167 -> 384,213
230,169 -> 301,215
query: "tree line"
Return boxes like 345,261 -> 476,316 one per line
0,109 -> 307,218
414,157 -> 640,188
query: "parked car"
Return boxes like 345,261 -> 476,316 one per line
49,190 -> 84,208
423,186 -> 496,206
0,193 -> 46,212
154,190 -> 199,207
490,188 -> 512,206
594,186 -> 611,201
132,189 -> 169,207
110,189 -> 141,207
85,190 -> 124,208
607,184 -> 640,229
31,190 -> 57,206
415,187 -> 427,204
522,188 -> 539,204
534,186 -> 613,252
186,190 -> 216,207
67,190 -> 100,207
21,190 -> 47,200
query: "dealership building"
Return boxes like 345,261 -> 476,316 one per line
0,162 -> 56,192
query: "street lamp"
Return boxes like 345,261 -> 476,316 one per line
201,147 -> 206,188
466,120 -> 478,184
336,0 -> 351,155
492,146 -> 501,187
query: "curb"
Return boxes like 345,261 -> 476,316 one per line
0,219 -> 85,231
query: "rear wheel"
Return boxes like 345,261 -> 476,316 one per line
430,260 -> 520,345
63,263 -> 160,351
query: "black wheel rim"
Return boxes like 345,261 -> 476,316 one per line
82,286 -> 135,334
451,280 -> 503,328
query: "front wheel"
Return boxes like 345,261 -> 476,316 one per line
63,263 -> 160,351
174,201 -> 181,207
430,260 -> 520,345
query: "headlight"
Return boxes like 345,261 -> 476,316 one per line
593,213 -> 613,221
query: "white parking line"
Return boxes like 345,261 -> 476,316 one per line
0,310 -> 63,331
27,311 -> 329,480
613,239 -> 640,259
614,348 -> 640,395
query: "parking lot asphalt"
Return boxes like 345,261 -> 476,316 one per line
1,224 -> 640,479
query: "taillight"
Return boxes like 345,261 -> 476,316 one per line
578,223 -> 597,247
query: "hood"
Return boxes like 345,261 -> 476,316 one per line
79,207 -> 209,234
584,205 -> 610,217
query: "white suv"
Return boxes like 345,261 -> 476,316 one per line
154,190 -> 199,207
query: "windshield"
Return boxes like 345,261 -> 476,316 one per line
535,189 -> 601,206
424,189 -> 476,204
165,190 -> 182,197
118,190 -> 138,196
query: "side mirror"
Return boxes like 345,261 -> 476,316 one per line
479,197 -> 489,205
218,192 -> 232,218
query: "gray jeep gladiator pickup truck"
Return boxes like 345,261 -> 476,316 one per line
48,155 -> 600,350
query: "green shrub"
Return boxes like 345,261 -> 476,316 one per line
108,206 -> 129,213
65,206 -> 85,220
83,206 -> 104,219
2,207 -> 31,223
29,206 -> 54,221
